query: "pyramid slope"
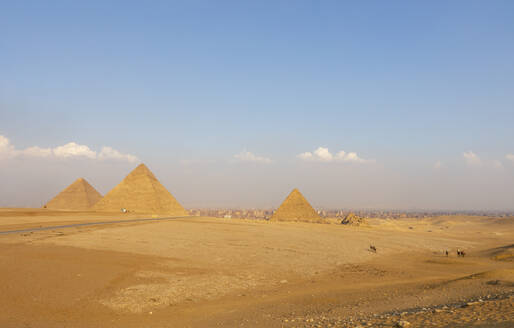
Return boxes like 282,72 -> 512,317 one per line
45,178 -> 102,211
271,188 -> 321,222
93,164 -> 188,215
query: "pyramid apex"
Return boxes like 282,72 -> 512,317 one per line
70,177 -> 91,187
288,188 -> 304,198
128,163 -> 155,177
136,163 -> 151,170
73,177 -> 97,188
135,163 -> 149,171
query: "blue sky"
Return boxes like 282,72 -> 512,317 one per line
1,1 -> 514,210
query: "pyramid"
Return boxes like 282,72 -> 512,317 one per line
44,178 -> 102,210
271,188 -> 321,222
93,163 -> 188,215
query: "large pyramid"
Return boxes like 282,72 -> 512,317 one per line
271,188 -> 321,222
45,178 -> 102,210
93,163 -> 188,215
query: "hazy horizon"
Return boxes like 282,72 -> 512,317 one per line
1,1 -> 514,210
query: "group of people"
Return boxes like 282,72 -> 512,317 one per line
369,246 -> 466,257
444,249 -> 466,257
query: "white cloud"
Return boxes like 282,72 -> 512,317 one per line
234,150 -> 272,164
0,135 -> 16,158
506,154 -> 514,163
313,147 -> 333,162
344,152 -> 369,163
434,160 -> 444,169
0,135 -> 10,151
0,135 -> 138,162
53,142 -> 97,159
297,147 -> 373,164
99,146 -> 139,163
463,151 -> 481,166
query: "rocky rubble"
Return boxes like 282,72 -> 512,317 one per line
279,292 -> 513,327
340,213 -> 368,227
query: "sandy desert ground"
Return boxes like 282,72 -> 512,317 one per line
0,209 -> 512,327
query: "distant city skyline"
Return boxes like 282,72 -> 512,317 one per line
1,1 -> 514,210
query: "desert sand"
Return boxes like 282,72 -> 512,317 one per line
0,209 -> 512,327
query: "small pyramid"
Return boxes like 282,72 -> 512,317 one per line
341,213 -> 368,226
93,163 -> 188,215
271,188 -> 321,222
45,178 -> 102,210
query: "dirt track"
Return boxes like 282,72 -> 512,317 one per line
0,210 -> 512,327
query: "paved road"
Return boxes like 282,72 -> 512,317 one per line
0,216 -> 190,235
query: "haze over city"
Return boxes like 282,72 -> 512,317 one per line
1,1 -> 514,210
